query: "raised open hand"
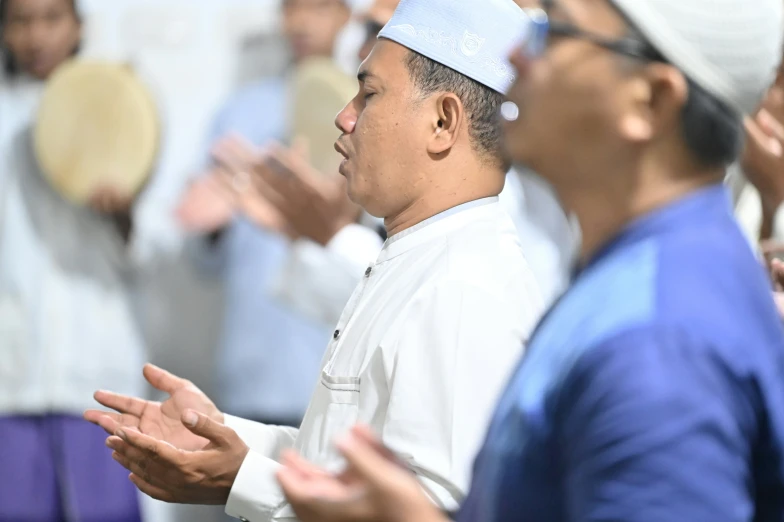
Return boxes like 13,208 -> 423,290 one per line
84,364 -> 223,452
277,425 -> 446,522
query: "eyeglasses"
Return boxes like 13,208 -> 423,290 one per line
516,7 -> 664,62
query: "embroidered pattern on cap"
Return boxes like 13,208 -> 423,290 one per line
389,24 -> 515,86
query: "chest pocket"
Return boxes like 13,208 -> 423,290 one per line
297,370 -> 361,471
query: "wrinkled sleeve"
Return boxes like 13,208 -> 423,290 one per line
223,415 -> 300,521
557,327 -> 757,522
269,224 -> 383,327
380,281 -> 529,512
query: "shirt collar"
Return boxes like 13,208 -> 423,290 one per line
375,197 -> 499,265
575,183 -> 731,278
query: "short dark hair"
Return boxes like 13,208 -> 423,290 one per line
679,77 -> 744,168
621,24 -> 743,169
0,0 -> 81,76
404,50 -> 506,167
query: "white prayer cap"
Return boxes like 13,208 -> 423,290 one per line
610,0 -> 784,115
378,0 -> 526,94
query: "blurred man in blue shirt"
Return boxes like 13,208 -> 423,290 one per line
275,0 -> 784,520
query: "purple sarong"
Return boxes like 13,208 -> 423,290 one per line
0,414 -> 141,522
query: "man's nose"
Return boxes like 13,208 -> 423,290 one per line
335,101 -> 357,134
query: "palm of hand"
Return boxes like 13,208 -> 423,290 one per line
177,174 -> 235,232
142,386 -> 221,451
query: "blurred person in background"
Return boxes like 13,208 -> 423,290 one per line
0,0 -> 146,520
227,0 -> 397,329
727,54 -> 784,316
730,59 -> 784,246
174,0 -> 351,430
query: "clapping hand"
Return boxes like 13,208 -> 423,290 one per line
84,363 -> 223,452
250,139 -> 362,246
277,425 -> 446,522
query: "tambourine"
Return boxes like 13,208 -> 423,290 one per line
290,57 -> 357,174
33,59 -> 160,205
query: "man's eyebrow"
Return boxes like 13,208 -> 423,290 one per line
357,70 -> 379,83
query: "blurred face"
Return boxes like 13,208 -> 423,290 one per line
358,20 -> 384,62
504,0 -> 676,190
282,0 -> 350,62
357,0 -> 399,61
2,0 -> 80,80
334,40 -> 430,217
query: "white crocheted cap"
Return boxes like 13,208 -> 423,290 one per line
610,0 -> 784,115
378,0 -> 527,94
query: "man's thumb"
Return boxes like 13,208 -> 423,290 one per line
182,410 -> 229,445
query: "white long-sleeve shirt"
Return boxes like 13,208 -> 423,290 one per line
224,197 -> 546,521
0,76 -> 146,414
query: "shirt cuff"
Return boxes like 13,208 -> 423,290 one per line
224,415 -> 298,459
225,449 -> 293,522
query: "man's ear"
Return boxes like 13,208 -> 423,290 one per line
618,63 -> 688,143
427,93 -> 464,155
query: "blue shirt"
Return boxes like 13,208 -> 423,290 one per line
459,184 -> 784,522
200,78 -> 329,421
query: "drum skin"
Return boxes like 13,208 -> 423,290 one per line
34,59 -> 159,205
290,57 -> 357,174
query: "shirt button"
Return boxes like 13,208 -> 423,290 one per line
365,267 -> 372,277
333,330 -> 340,339
239,518 -> 249,522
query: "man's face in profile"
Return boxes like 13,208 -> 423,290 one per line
334,40 -> 434,218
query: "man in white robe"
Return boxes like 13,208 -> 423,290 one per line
84,1 -> 546,521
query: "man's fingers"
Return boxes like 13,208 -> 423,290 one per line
143,364 -> 189,395
745,115 -> 784,157
277,466 -> 312,505
280,450 -> 330,479
225,134 -> 261,165
277,466 -> 318,504
129,473 -> 176,503
758,108 -> 784,142
269,144 -> 321,187
107,434 -> 150,463
253,162 -> 296,211
279,467 -> 371,522
84,408 -> 118,426
93,391 -> 148,417
774,292 -> 784,319
213,134 -> 260,175
84,411 -> 124,435
181,410 -> 232,447
112,451 -> 152,483
116,428 -> 182,465
336,432 -> 401,488
291,135 -> 311,163
349,425 -> 406,469
772,259 -> 784,290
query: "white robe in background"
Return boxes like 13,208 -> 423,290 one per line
224,197 -> 546,521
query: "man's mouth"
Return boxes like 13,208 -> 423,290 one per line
334,140 -> 349,159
